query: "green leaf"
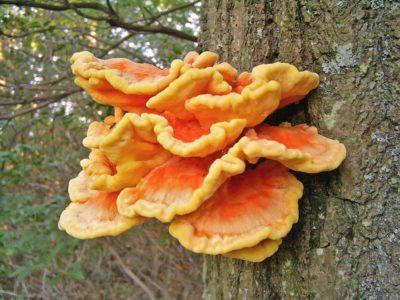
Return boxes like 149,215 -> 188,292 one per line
66,269 -> 86,280
157,231 -> 170,247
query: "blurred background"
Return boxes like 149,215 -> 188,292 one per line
0,1 -> 203,299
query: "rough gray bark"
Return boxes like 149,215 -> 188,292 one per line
198,1 -> 399,299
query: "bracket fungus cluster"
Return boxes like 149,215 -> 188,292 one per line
59,50 -> 346,262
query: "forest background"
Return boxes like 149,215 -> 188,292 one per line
0,1 -> 203,299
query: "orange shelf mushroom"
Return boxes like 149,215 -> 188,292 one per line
223,239 -> 282,262
117,143 -> 249,222
87,113 -> 172,192
185,79 -> 281,127
154,112 -> 246,157
71,51 -> 185,112
117,156 -> 220,223
252,63 -> 320,108
169,161 -> 303,254
60,50 -> 346,261
79,150 -> 115,179
146,67 -> 232,119
59,171 -> 144,239
183,51 -> 219,68
243,123 -> 346,173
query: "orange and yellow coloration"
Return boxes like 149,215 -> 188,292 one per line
59,50 -> 346,262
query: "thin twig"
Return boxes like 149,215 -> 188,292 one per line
0,89 -> 80,106
106,0 -> 117,16
144,0 -> 200,25
32,74 -> 70,86
138,271 -> 172,300
0,27 -> 54,38
88,31 -> 151,63
99,31 -> 136,57
0,89 -> 81,120
0,290 -> 19,297
108,246 -> 156,300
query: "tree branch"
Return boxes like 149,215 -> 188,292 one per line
64,0 -> 111,22
0,81 -> 71,91
0,0 -> 198,42
109,20 -> 197,42
0,89 -> 81,120
0,27 -> 54,38
143,0 -> 200,25
70,7 -> 110,21
99,32 -> 137,57
32,74 -> 70,86
82,31 -> 152,63
0,0 -> 109,13
106,0 -> 117,16
0,89 -> 80,106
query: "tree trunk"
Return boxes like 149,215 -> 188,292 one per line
198,1 -> 399,299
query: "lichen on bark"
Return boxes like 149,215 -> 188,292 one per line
199,0 -> 400,298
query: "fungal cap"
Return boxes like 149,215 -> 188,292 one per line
60,190 -> 144,239
83,120 -> 113,149
117,143 -> 247,222
74,76 -> 152,113
244,123 -> 346,173
223,239 -> 283,262
252,63 -> 320,107
91,113 -> 172,192
146,67 -> 232,119
213,62 -> 238,84
185,79 -> 281,127
71,51 -> 185,95
68,171 -> 101,203
183,51 -> 219,68
152,114 -> 247,157
80,150 -> 115,177
169,161 -> 303,255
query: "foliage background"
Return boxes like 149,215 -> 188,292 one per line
0,1 -> 203,299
